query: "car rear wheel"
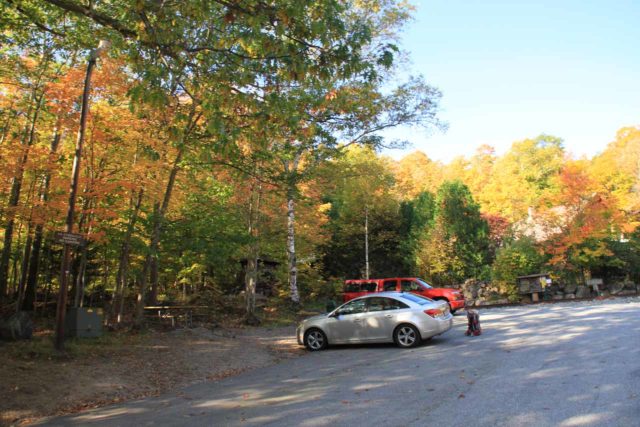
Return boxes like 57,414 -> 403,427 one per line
304,328 -> 328,351
394,324 -> 421,348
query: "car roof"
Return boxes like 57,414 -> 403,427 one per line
351,291 -> 406,300
345,278 -> 420,282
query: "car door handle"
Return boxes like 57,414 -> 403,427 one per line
384,314 -> 393,318
353,319 -> 362,323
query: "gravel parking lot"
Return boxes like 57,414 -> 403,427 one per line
41,297 -> 640,427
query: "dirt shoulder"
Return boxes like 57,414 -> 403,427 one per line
0,325 -> 305,426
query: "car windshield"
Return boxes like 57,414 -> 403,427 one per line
416,278 -> 433,289
399,292 -> 433,305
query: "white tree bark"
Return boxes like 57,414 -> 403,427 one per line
287,194 -> 300,303
365,205 -> 370,279
245,181 -> 261,319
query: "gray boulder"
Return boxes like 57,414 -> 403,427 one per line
563,282 -> 577,294
0,311 -> 33,341
565,293 -> 576,299
608,282 -> 624,295
520,295 -> 532,304
575,286 -> 591,299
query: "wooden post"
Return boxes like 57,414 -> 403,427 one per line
54,41 -> 109,351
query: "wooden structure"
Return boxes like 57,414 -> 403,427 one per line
517,273 -> 552,302
143,305 -> 208,328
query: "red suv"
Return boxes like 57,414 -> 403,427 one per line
343,277 -> 465,313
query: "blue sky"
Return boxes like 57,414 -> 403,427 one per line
384,0 -> 640,162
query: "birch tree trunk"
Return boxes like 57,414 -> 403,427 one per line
244,181 -> 261,324
364,205 -> 370,279
283,153 -> 302,305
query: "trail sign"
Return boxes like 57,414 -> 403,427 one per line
55,232 -> 85,246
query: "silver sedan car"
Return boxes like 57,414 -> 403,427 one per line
297,292 -> 453,351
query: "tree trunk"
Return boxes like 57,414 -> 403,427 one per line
112,188 -> 143,324
134,147 -> 182,325
134,254 -> 151,328
284,153 -> 301,305
245,181 -> 261,323
73,244 -> 89,308
364,205 -> 370,279
286,188 -> 300,304
17,228 -> 33,311
22,125 -> 63,311
55,41 -> 108,351
0,94 -> 43,302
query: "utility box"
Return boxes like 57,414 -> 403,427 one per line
65,307 -> 103,338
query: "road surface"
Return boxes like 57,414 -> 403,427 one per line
39,298 -> 640,427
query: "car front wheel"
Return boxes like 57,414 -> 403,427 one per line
304,328 -> 328,351
394,324 -> 421,348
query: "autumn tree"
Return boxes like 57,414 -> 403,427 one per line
399,191 -> 436,274
541,160 -> 622,274
482,135 -> 565,222
320,145 -> 404,279
393,151 -> 444,198
416,181 -> 489,285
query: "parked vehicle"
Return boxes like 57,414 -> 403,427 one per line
343,277 -> 465,313
297,292 -> 453,351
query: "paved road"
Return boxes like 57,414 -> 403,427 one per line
40,299 -> 640,427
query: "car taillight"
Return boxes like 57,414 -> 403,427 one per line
424,309 -> 441,318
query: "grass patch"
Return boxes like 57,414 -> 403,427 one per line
3,329 -> 148,361
258,298 -> 330,327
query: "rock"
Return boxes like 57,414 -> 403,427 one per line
563,283 -> 577,294
618,290 -> 636,296
493,298 -> 510,305
0,311 -> 33,341
623,281 -> 636,290
575,286 -> 591,299
565,293 -> 576,299
608,282 -> 624,295
520,295 -> 532,304
553,295 -> 564,300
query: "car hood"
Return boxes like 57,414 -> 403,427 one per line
300,313 -> 328,325
301,313 -> 329,324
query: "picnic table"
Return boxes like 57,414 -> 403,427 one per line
143,305 -> 208,328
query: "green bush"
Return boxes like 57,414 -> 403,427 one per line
491,238 -> 545,299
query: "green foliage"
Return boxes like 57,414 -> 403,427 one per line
399,191 -> 436,273
491,237 -> 546,300
415,181 -> 490,285
319,146 -> 405,279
